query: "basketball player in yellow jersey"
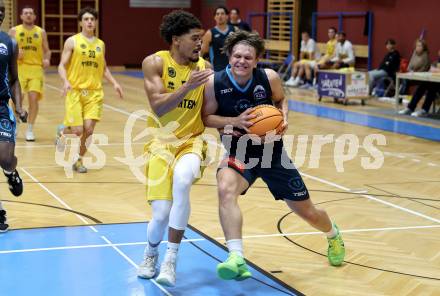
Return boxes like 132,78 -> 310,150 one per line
57,7 -> 123,173
136,11 -> 212,286
9,6 -> 51,141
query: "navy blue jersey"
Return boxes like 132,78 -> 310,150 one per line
0,31 -> 14,103
228,21 -> 251,32
214,65 -> 283,157
210,25 -> 235,72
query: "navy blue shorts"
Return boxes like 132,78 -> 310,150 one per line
0,104 -> 16,143
218,152 -> 310,201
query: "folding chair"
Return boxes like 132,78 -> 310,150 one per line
278,53 -> 294,93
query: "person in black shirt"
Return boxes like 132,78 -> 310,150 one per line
201,6 -> 235,71
0,1 -> 27,232
368,39 -> 400,95
229,8 -> 251,32
202,31 -> 346,281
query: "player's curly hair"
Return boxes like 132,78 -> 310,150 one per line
160,10 -> 202,44
222,30 -> 265,58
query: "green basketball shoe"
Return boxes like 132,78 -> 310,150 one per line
217,252 -> 252,281
327,224 -> 345,266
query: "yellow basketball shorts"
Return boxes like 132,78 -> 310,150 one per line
64,89 -> 104,127
18,64 -> 44,96
145,136 -> 207,202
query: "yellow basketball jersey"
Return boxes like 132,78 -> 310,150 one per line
15,24 -> 43,66
67,33 -> 105,90
326,39 -> 337,57
148,50 -> 206,139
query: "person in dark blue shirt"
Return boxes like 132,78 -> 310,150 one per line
201,6 -> 236,72
228,8 -> 251,32
202,30 -> 346,281
0,1 -> 28,232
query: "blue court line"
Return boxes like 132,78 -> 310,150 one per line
120,71 -> 143,78
0,222 -> 301,296
288,100 -> 440,142
119,71 -> 440,142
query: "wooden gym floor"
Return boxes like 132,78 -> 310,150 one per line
0,72 -> 439,295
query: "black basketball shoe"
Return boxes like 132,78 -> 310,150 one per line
4,170 -> 23,197
0,210 -> 8,232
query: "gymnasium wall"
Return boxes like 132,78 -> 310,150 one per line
14,0 -> 440,67
316,0 -> 440,68
100,0 -> 201,66
15,0 -> 201,67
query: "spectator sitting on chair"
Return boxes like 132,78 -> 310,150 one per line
285,31 -> 320,87
313,26 -> 337,79
369,38 -> 400,96
329,31 -> 354,69
399,39 -> 431,95
408,39 -> 430,72
228,8 -> 251,32
399,49 -> 440,117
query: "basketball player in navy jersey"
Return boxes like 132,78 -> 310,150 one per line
0,0 -> 27,232
201,6 -> 235,72
202,31 -> 345,280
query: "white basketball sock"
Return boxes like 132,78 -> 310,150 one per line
325,222 -> 338,238
164,242 -> 180,263
226,239 -> 243,257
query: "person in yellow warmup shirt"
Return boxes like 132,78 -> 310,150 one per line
57,7 -> 123,173
9,6 -> 51,141
136,10 -> 212,287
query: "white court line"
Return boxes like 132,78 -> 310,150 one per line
1,224 -> 439,255
21,168 -> 89,225
0,225 -> 440,254
47,83 -> 148,122
19,168 -> 171,294
15,142 -> 145,149
50,83 -> 440,225
301,172 -> 440,224
100,236 -> 173,296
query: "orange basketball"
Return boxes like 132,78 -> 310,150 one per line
248,105 -> 284,136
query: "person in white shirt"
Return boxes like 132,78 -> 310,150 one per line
330,31 -> 355,69
286,31 -> 320,87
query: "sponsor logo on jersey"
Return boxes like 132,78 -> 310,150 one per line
80,43 -> 87,49
0,119 -> 12,132
33,33 -> 39,39
220,88 -> 233,94
253,85 -> 267,100
288,177 -> 305,191
0,43 -> 8,55
0,131 -> 12,138
178,99 -> 197,109
19,32 -> 25,37
168,67 -> 176,78
96,46 -> 101,52
234,99 -> 252,113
